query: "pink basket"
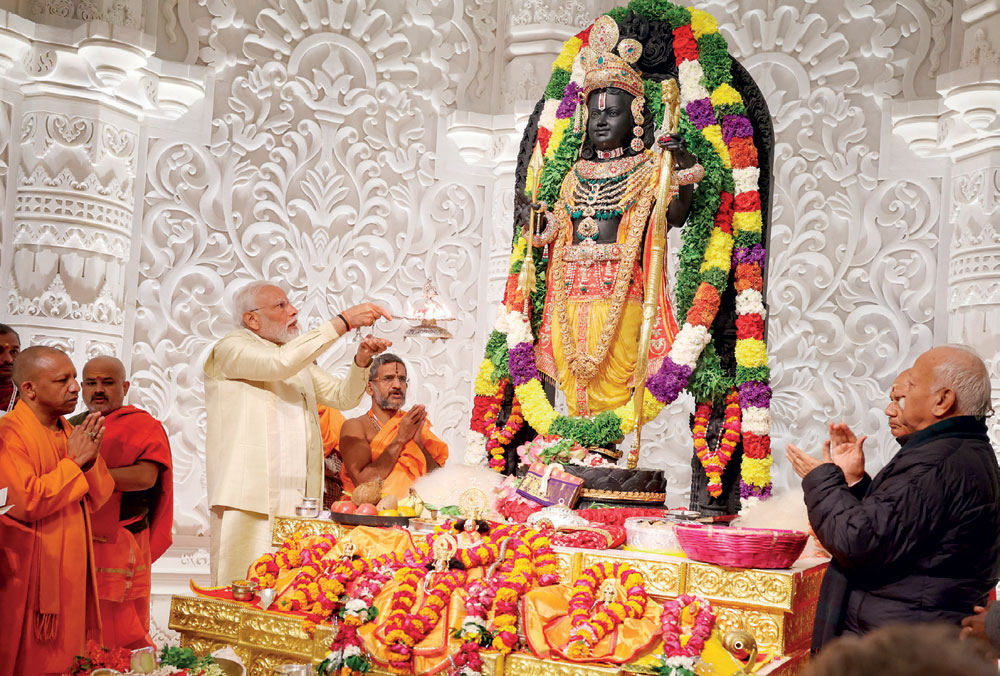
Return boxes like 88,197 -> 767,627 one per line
675,524 -> 808,569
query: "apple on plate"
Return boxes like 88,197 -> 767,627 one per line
355,503 -> 378,516
331,501 -> 356,514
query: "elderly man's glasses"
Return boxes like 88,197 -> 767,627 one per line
248,300 -> 291,313
371,375 -> 407,384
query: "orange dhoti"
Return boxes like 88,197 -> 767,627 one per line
341,410 -> 449,500
90,405 -> 173,650
0,401 -> 114,676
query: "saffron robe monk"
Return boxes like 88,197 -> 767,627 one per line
319,404 -> 347,506
0,346 -> 114,676
69,356 -> 174,650
340,354 -> 448,500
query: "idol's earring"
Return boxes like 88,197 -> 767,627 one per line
631,97 -> 645,152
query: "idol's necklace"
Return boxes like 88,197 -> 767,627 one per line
567,154 -> 655,240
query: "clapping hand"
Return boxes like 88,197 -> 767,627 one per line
68,412 -> 105,469
785,441 -> 829,478
828,422 -> 866,484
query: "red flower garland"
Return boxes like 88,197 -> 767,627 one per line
692,388 -> 741,497
660,594 -> 716,658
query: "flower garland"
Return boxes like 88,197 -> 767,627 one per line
490,534 -> 535,653
318,553 -> 401,676
449,580 -> 497,676
465,1 -> 772,500
692,387 -> 741,497
248,530 -> 312,589
654,594 -> 716,676
566,562 -> 648,659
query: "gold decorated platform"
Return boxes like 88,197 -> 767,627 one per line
171,516 -> 824,676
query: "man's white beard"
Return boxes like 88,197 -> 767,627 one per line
375,390 -> 405,411
258,317 -> 298,344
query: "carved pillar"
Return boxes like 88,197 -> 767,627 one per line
890,1 -> 1000,444
0,10 -> 208,366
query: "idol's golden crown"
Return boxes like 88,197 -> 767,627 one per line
580,15 -> 644,100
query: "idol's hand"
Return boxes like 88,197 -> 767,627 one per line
341,303 -> 392,330
68,412 -> 105,468
657,132 -> 697,170
355,336 -> 392,368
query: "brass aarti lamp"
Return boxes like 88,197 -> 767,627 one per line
402,280 -> 456,342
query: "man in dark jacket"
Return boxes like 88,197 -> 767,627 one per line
786,345 -> 999,653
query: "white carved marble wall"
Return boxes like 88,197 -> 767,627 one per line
131,1 -> 504,627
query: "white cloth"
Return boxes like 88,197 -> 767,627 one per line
203,323 -> 368,519
209,506 -> 272,586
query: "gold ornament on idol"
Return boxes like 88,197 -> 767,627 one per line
578,15 -> 646,154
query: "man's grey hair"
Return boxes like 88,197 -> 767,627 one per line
233,281 -> 276,328
934,344 -> 994,417
369,353 -> 406,381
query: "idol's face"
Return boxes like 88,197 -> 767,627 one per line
587,88 -> 635,152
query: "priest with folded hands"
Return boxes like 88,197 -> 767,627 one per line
0,346 -> 114,676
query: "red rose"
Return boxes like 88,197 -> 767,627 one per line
742,432 -> 771,459
735,313 -> 765,339
537,126 -> 552,154
734,191 -> 761,212
673,25 -> 699,62
715,191 -> 735,233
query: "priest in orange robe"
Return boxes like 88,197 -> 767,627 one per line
340,354 -> 448,499
69,356 -> 173,650
319,404 -> 347,507
0,346 -> 114,676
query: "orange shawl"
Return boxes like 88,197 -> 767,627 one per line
341,410 -> 449,499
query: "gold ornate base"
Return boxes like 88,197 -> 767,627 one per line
175,518 -> 826,675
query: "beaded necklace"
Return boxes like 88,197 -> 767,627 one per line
567,154 -> 656,241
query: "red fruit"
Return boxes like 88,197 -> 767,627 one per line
332,501 -> 356,514
355,503 -> 378,516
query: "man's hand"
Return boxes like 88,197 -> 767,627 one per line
68,412 -> 105,468
396,405 -> 427,443
355,336 -> 392,368
785,441 -> 831,478
961,604 -> 989,642
340,303 -> 393,331
828,422 -> 866,485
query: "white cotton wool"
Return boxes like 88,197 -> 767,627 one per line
732,489 -> 829,560
410,463 -> 506,509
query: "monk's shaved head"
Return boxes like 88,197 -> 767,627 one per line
11,345 -> 80,419
11,345 -> 72,390
83,355 -> 126,381
82,354 -> 130,415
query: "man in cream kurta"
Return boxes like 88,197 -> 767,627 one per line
204,282 -> 391,584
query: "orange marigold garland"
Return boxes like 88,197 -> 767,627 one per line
692,387 -> 741,497
566,562 -> 647,659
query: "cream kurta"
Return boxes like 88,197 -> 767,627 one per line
203,322 -> 366,583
